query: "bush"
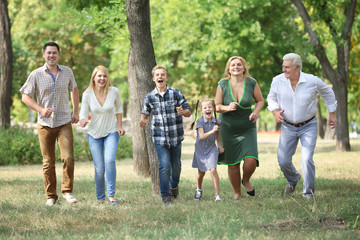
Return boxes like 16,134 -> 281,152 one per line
55,130 -> 93,162
0,125 -> 133,166
78,133 -> 134,161
117,135 -> 133,160
0,125 -> 42,165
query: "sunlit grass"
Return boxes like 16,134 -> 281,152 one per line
0,133 -> 359,239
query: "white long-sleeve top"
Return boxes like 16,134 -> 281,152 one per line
267,72 -> 337,124
80,86 -> 123,139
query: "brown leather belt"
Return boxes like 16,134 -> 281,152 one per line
283,116 -> 315,127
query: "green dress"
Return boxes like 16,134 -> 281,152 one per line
217,78 -> 259,166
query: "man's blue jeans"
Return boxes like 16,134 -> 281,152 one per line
88,132 -> 120,200
155,143 -> 182,198
278,118 -> 317,198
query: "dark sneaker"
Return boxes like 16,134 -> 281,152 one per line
194,189 -> 203,200
170,187 -> 179,199
162,196 -> 172,204
284,183 -> 297,195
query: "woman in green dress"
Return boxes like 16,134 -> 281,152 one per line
215,56 -> 264,199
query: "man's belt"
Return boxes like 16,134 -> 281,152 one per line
283,116 -> 315,127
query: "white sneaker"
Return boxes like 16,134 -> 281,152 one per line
46,198 -> 56,206
214,195 -> 221,202
194,189 -> 203,200
62,192 -> 78,204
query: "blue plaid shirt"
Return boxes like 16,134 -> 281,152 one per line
141,86 -> 190,147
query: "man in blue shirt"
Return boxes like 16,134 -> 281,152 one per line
140,65 -> 191,204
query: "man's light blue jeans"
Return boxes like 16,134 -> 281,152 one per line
155,143 -> 182,198
88,132 -> 119,200
278,118 -> 317,198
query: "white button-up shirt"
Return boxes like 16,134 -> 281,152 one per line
267,72 -> 337,124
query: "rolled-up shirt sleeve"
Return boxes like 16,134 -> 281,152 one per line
316,77 -> 337,112
141,94 -> 151,116
267,78 -> 280,112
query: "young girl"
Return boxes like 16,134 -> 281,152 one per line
191,99 -> 224,201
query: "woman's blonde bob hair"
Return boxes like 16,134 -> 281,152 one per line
85,65 -> 112,93
223,56 -> 252,80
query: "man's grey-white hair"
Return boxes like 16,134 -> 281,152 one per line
283,53 -> 302,69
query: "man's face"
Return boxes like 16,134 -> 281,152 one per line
282,59 -> 300,80
43,46 -> 60,67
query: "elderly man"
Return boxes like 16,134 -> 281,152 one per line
20,42 -> 79,206
267,53 -> 337,198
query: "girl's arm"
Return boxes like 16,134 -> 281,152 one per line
216,131 -> 224,153
198,125 -> 219,140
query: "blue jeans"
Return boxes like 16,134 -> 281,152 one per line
155,143 -> 182,198
88,132 -> 120,200
278,118 -> 317,198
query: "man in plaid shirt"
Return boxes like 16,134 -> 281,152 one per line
20,42 -> 79,206
140,65 -> 191,204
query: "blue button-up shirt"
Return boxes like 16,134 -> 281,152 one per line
141,86 -> 190,147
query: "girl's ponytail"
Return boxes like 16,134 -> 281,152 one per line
190,100 -> 200,130
212,99 -> 220,126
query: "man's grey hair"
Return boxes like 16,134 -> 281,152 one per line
283,53 -> 302,69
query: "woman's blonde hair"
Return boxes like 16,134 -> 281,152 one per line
191,98 -> 219,130
85,65 -> 112,93
223,56 -> 252,80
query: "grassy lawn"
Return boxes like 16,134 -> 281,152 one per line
0,133 -> 359,239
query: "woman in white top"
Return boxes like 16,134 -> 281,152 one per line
79,65 -> 125,204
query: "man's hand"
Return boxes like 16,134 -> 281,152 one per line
272,109 -> 284,124
40,107 -> 54,118
72,113 -> 79,124
328,112 -> 337,129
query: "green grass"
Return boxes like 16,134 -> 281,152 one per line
0,134 -> 359,239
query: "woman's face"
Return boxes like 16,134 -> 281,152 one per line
93,70 -> 108,88
229,58 -> 244,76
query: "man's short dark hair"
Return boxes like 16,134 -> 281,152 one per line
43,42 -> 60,53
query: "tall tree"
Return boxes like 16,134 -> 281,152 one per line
292,0 -> 357,151
126,0 -> 159,193
0,0 -> 13,129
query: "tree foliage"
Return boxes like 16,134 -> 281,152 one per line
9,0 -> 110,95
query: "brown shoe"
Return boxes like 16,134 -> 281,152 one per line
170,187 -> 179,199
162,196 -> 172,204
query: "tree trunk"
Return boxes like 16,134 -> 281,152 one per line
333,83 -> 350,150
316,96 -> 325,139
292,0 -> 355,151
126,0 -> 159,194
0,0 -> 13,129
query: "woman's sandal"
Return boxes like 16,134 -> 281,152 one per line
242,180 -> 255,196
